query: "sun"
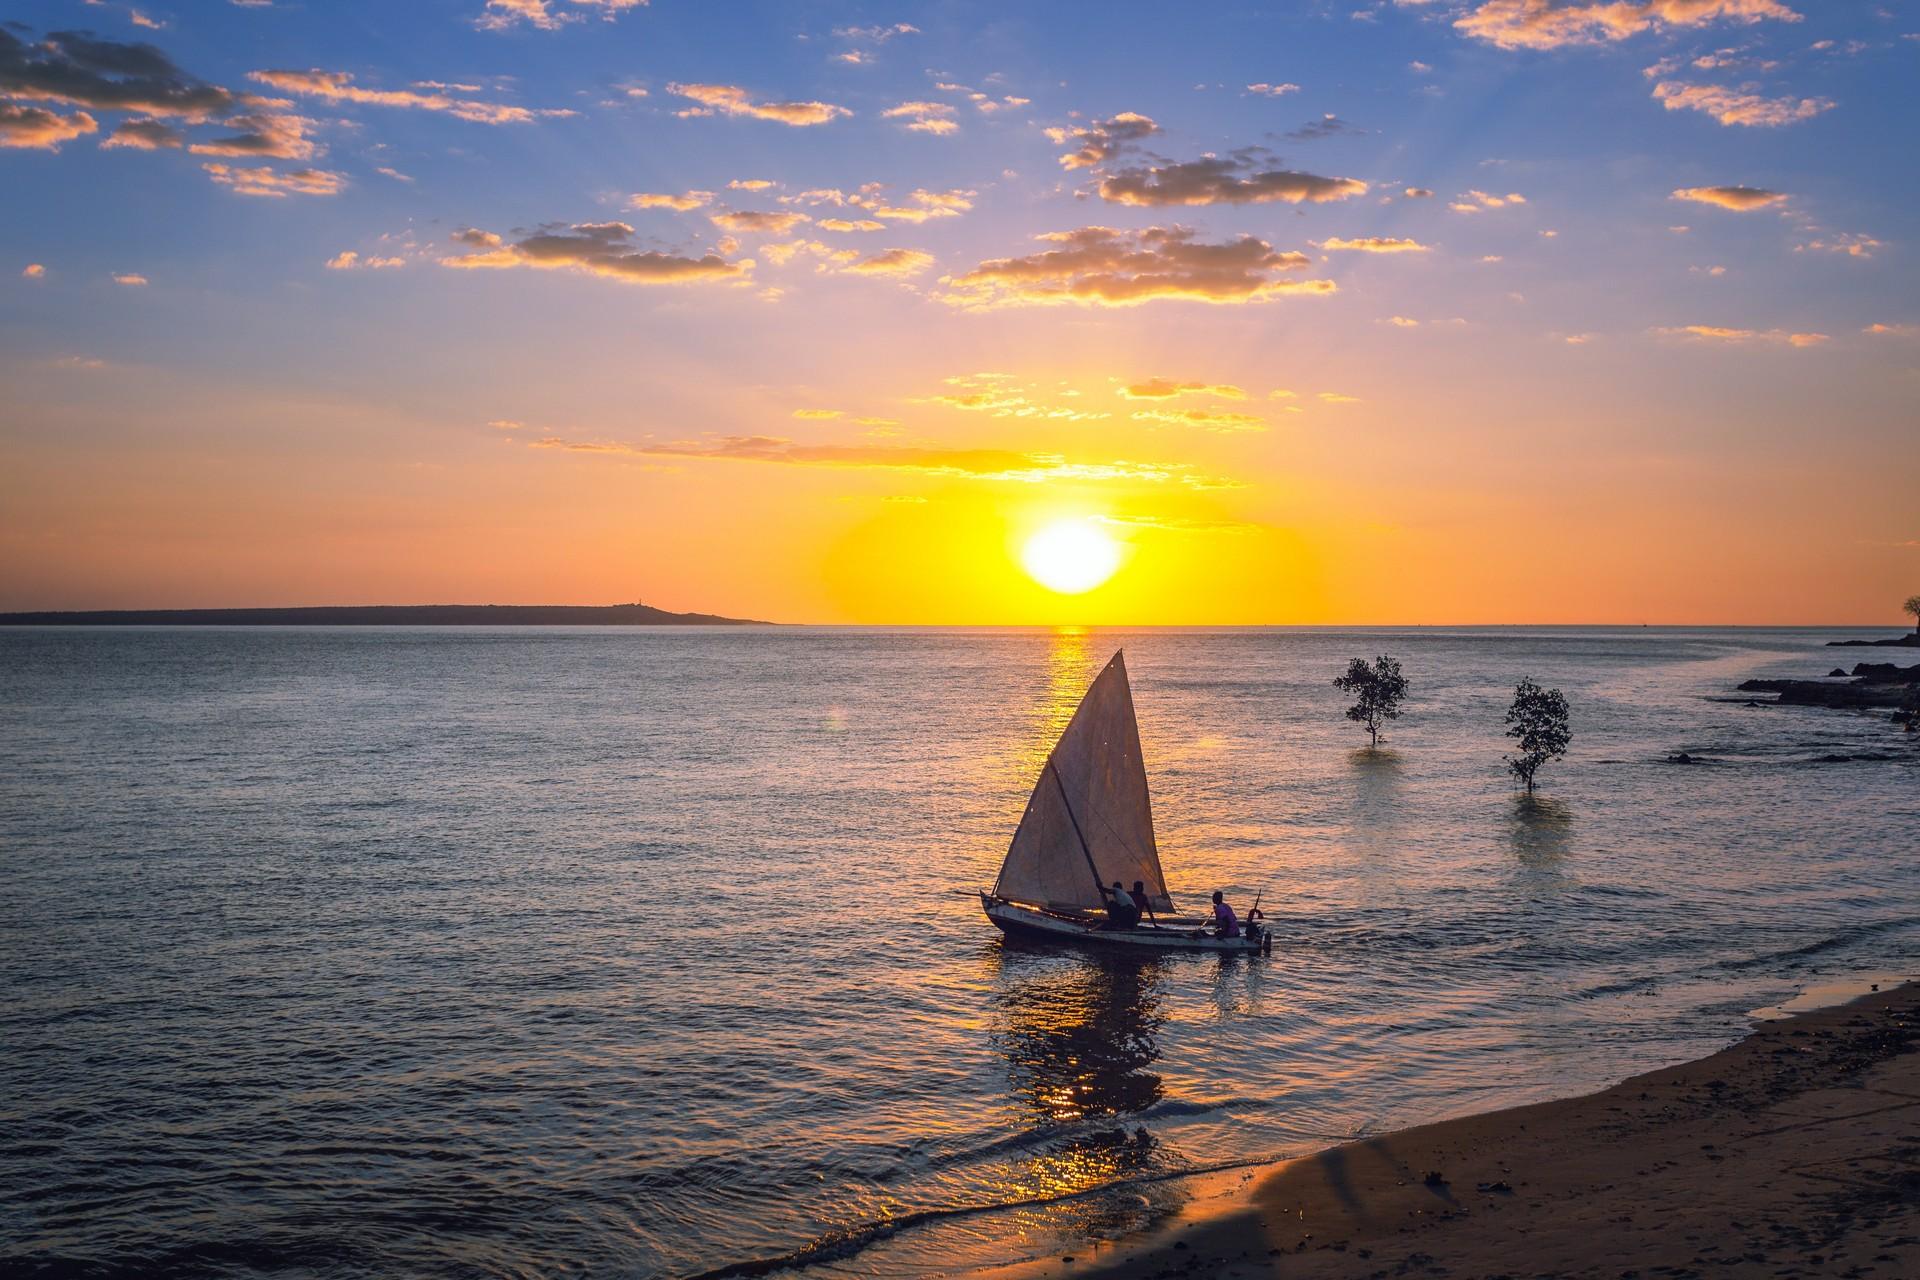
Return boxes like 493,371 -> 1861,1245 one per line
1020,519 -> 1122,594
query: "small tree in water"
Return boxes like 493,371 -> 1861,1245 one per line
1905,594 -> 1920,635
1504,677 -> 1571,793
1333,655 -> 1408,747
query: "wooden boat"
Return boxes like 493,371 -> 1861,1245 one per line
981,650 -> 1269,956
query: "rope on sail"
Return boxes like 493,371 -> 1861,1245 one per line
1047,755 -> 1107,899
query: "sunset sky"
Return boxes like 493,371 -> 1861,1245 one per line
2,0 -> 1915,623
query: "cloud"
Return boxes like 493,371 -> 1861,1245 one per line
23,263 -> 46,278
113,272 -> 148,285
0,27 -> 238,118
326,250 -> 404,269
1098,156 -> 1367,207
451,227 -> 503,248
669,82 -> 850,126
1288,114 -> 1361,140
711,209 -> 810,235
1404,186 -> 1435,198
477,0 -> 647,31
99,115 -> 181,148
938,225 -> 1333,309
202,162 -> 345,196
1650,80 -> 1832,127
1048,111 -> 1158,169
930,373 -> 1112,421
1387,315 -> 1420,326
1129,407 -> 1267,432
629,190 -> 712,211
1318,391 -> 1362,403
792,408 -> 842,419
1449,189 -> 1527,212
728,178 -> 774,191
1655,324 -> 1827,346
883,101 -> 957,134
189,111 -> 318,159
528,432 -> 1205,486
0,101 -> 97,149
1316,236 -> 1431,252
1796,233 -> 1880,259
1671,184 -> 1786,210
442,219 -> 749,285
844,247 -> 934,277
1246,82 -> 1301,96
818,218 -> 885,232
249,69 -> 552,125
1864,323 -> 1919,338
1120,378 -> 1247,400
1456,1 -> 1801,51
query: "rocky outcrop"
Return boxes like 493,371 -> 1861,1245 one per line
1827,632 -> 1920,648
1738,660 -> 1919,709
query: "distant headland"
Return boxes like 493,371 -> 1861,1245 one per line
0,603 -> 772,627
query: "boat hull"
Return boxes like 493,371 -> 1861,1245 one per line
981,893 -> 1266,954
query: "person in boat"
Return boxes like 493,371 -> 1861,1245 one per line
1210,890 -> 1240,939
1104,880 -> 1141,930
1128,880 -> 1156,923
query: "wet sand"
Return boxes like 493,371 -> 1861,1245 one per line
1062,981 -> 1919,1280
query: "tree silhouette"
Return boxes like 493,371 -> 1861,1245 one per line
1333,655 -> 1409,747
1504,677 -> 1571,793
1905,594 -> 1920,635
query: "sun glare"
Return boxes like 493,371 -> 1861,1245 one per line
1021,519 -> 1122,595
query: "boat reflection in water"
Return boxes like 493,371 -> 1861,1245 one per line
987,942 -> 1170,1206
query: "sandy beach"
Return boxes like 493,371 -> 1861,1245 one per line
1054,981 -> 1919,1280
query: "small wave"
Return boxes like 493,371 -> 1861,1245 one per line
679,1155 -> 1280,1280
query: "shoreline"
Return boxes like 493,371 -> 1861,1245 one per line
1013,977 -> 1919,1280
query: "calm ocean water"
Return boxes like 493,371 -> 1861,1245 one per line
2,626 -> 1916,1278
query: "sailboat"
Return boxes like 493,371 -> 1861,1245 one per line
981,650 -> 1270,955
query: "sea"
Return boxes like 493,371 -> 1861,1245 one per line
1,626 -> 1915,1279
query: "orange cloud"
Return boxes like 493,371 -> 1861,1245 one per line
1671,184 -> 1786,210
112,273 -> 148,286
1457,1 -> 1800,51
882,101 -> 958,134
22,263 -> 46,278
250,69 -> 560,124
1121,379 -> 1248,400
0,102 -> 97,150
845,247 -> 935,277
1317,236 -> 1432,252
1100,157 -> 1367,207
202,163 -> 345,197
1130,408 -> 1267,433
1650,80 -> 1833,127
818,218 -> 886,233
189,112 -> 319,159
1048,112 -> 1158,169
527,433 -> 1212,486
1656,325 -> 1828,346
478,0 -> 647,31
669,83 -> 850,126
629,190 -> 712,210
442,220 -> 749,285
711,210 -> 810,235
939,226 -> 1332,309
99,117 -> 182,149
0,27 -> 238,118
326,251 -> 405,270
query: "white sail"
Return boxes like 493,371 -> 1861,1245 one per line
993,651 -> 1175,913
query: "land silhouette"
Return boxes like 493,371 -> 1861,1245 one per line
0,603 -> 769,626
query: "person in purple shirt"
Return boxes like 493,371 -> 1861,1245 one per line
1211,890 -> 1239,939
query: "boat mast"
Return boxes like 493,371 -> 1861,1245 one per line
1046,756 -> 1107,899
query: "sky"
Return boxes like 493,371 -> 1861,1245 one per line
2,0 -> 1916,624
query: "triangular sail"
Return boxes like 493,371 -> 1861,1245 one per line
993,651 -> 1175,913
